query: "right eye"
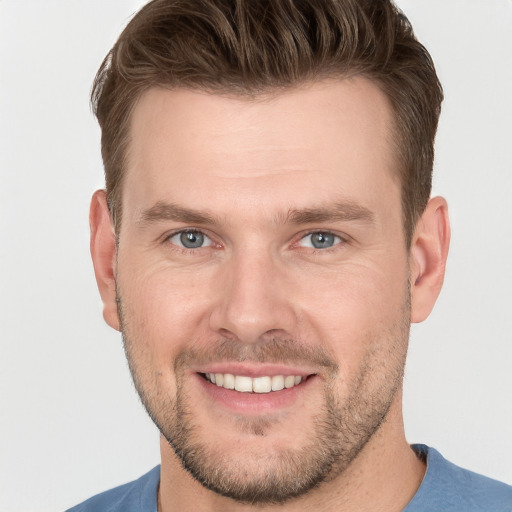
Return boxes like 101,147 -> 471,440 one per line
168,230 -> 213,249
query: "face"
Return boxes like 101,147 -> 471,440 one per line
114,79 -> 412,503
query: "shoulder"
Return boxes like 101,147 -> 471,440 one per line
65,466 -> 160,512
405,445 -> 512,512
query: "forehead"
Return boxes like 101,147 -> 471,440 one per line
124,78 -> 399,222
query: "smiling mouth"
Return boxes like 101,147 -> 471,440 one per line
200,373 -> 311,393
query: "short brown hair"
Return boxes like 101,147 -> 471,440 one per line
91,0 -> 443,246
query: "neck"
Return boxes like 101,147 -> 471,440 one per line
158,391 -> 425,512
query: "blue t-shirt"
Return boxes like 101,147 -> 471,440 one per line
66,445 -> 512,511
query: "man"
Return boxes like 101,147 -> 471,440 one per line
68,0 -> 512,510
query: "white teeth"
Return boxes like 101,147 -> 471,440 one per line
284,375 -> 295,389
271,375 -> 284,391
223,373 -> 235,390
253,376 -> 272,393
235,376 -> 253,393
205,373 -> 304,393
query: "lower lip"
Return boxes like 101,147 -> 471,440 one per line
194,373 -> 315,414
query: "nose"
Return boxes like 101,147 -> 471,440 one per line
209,248 -> 297,343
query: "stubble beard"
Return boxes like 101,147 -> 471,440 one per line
119,294 -> 411,505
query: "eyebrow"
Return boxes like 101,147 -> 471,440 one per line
137,201 -> 218,226
137,200 -> 375,228
285,202 -> 375,225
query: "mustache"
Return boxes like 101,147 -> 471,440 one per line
173,337 -> 339,375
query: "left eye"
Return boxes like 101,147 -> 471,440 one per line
298,232 -> 341,249
169,230 -> 213,249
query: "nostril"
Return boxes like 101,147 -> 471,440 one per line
216,328 -> 240,342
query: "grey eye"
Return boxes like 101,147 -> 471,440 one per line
181,231 -> 204,248
169,230 -> 212,249
299,232 -> 341,249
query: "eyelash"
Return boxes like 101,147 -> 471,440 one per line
164,229 -> 215,254
163,229 -> 348,254
294,231 -> 345,252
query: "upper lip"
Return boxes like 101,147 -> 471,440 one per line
193,363 -> 317,378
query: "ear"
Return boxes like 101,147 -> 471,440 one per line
409,196 -> 451,323
90,190 -> 120,331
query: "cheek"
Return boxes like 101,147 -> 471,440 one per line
294,259 -> 409,369
118,264 -> 215,356
118,268 -> 214,402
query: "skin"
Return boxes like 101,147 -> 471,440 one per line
91,77 -> 450,511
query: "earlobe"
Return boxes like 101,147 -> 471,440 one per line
90,190 -> 120,331
409,196 -> 451,323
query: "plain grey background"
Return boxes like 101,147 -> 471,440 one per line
1,1 -> 511,511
